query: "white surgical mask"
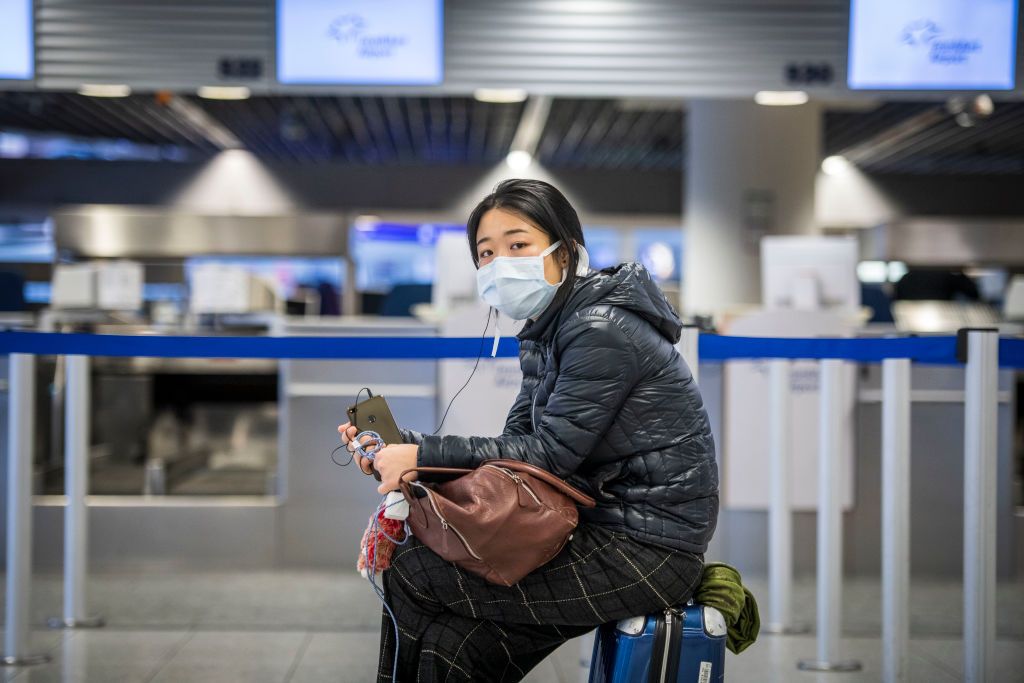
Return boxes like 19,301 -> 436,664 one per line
476,240 -> 565,322
477,240 -> 590,355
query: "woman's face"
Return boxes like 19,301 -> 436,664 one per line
475,208 -> 567,285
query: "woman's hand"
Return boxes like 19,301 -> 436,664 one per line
337,422 -> 379,476
371,444 -> 419,494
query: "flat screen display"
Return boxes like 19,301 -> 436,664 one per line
277,0 -> 443,85
848,0 -> 1018,90
0,0 -> 33,80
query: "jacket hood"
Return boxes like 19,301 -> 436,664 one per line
518,262 -> 683,343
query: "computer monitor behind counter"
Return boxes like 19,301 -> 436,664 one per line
761,236 -> 861,311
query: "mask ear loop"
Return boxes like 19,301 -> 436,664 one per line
574,242 -> 590,276
490,310 -> 501,358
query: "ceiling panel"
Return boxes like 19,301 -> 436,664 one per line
1,92 -> 1022,175
825,100 -> 1024,175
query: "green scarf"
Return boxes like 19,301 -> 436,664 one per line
692,562 -> 760,654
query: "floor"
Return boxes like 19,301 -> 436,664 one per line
0,571 -> 1021,682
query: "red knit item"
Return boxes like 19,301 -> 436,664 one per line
357,507 -> 406,576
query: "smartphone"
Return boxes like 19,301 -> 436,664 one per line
346,394 -> 405,450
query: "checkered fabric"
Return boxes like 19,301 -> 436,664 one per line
376,523 -> 704,682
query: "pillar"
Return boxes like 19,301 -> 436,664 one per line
683,100 -> 821,318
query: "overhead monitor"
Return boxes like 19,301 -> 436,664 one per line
0,0 -> 33,81
277,0 -> 443,85
848,0 -> 1018,90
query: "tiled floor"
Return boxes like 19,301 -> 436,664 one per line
0,571 -> 1021,682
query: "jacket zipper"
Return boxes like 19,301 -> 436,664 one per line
412,483 -> 484,561
530,389 -> 538,432
482,464 -> 543,506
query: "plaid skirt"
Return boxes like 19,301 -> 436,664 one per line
376,523 -> 704,682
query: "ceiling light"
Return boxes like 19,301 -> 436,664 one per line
505,150 -> 532,170
754,91 -> 809,106
474,89 -> 528,104
821,155 -> 851,176
197,86 -> 251,101
77,84 -> 132,98
973,94 -> 995,117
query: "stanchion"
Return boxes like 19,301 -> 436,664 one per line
678,325 -> 700,385
2,354 -> 51,667
962,329 -> 997,683
48,355 -> 104,630
763,360 -> 808,635
798,359 -> 860,672
881,358 -> 910,682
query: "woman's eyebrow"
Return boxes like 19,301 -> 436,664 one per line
476,228 -> 529,247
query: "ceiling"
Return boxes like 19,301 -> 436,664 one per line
1,92 -> 1022,175
824,101 -> 1024,175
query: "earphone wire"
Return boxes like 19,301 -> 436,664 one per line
330,443 -> 353,468
329,386 -> 375,469
364,493 -> 411,682
339,313 -> 493,676
431,307 -> 493,436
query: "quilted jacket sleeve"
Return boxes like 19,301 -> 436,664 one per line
399,428 -> 425,445
416,312 -> 640,479
501,378 -> 535,437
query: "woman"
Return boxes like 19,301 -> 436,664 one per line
339,179 -> 718,682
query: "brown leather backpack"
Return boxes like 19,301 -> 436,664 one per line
398,459 -> 597,587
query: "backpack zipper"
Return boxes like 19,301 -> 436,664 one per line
411,483 -> 483,561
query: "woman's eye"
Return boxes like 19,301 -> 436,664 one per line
511,242 -> 527,250
479,250 -> 492,259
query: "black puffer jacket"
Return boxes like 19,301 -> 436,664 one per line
408,263 -> 719,554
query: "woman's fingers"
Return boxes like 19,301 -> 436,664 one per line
337,423 -> 354,441
337,424 -> 380,476
357,455 -> 375,476
337,424 -> 359,447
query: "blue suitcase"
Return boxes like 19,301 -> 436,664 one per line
588,603 -> 727,683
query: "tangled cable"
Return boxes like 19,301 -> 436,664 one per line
351,430 -> 384,460
330,429 -> 385,468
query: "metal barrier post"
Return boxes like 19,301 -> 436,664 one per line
798,359 -> 861,672
764,360 -> 807,634
678,325 -> 700,385
49,355 -> 104,630
2,354 -> 51,667
881,358 -> 910,682
963,330 -> 997,683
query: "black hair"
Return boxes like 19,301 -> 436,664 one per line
466,178 -> 586,305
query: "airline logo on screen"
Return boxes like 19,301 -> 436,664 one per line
327,14 -> 366,43
277,0 -> 443,85
901,19 -> 982,66
848,0 -> 1017,90
327,13 -> 408,58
